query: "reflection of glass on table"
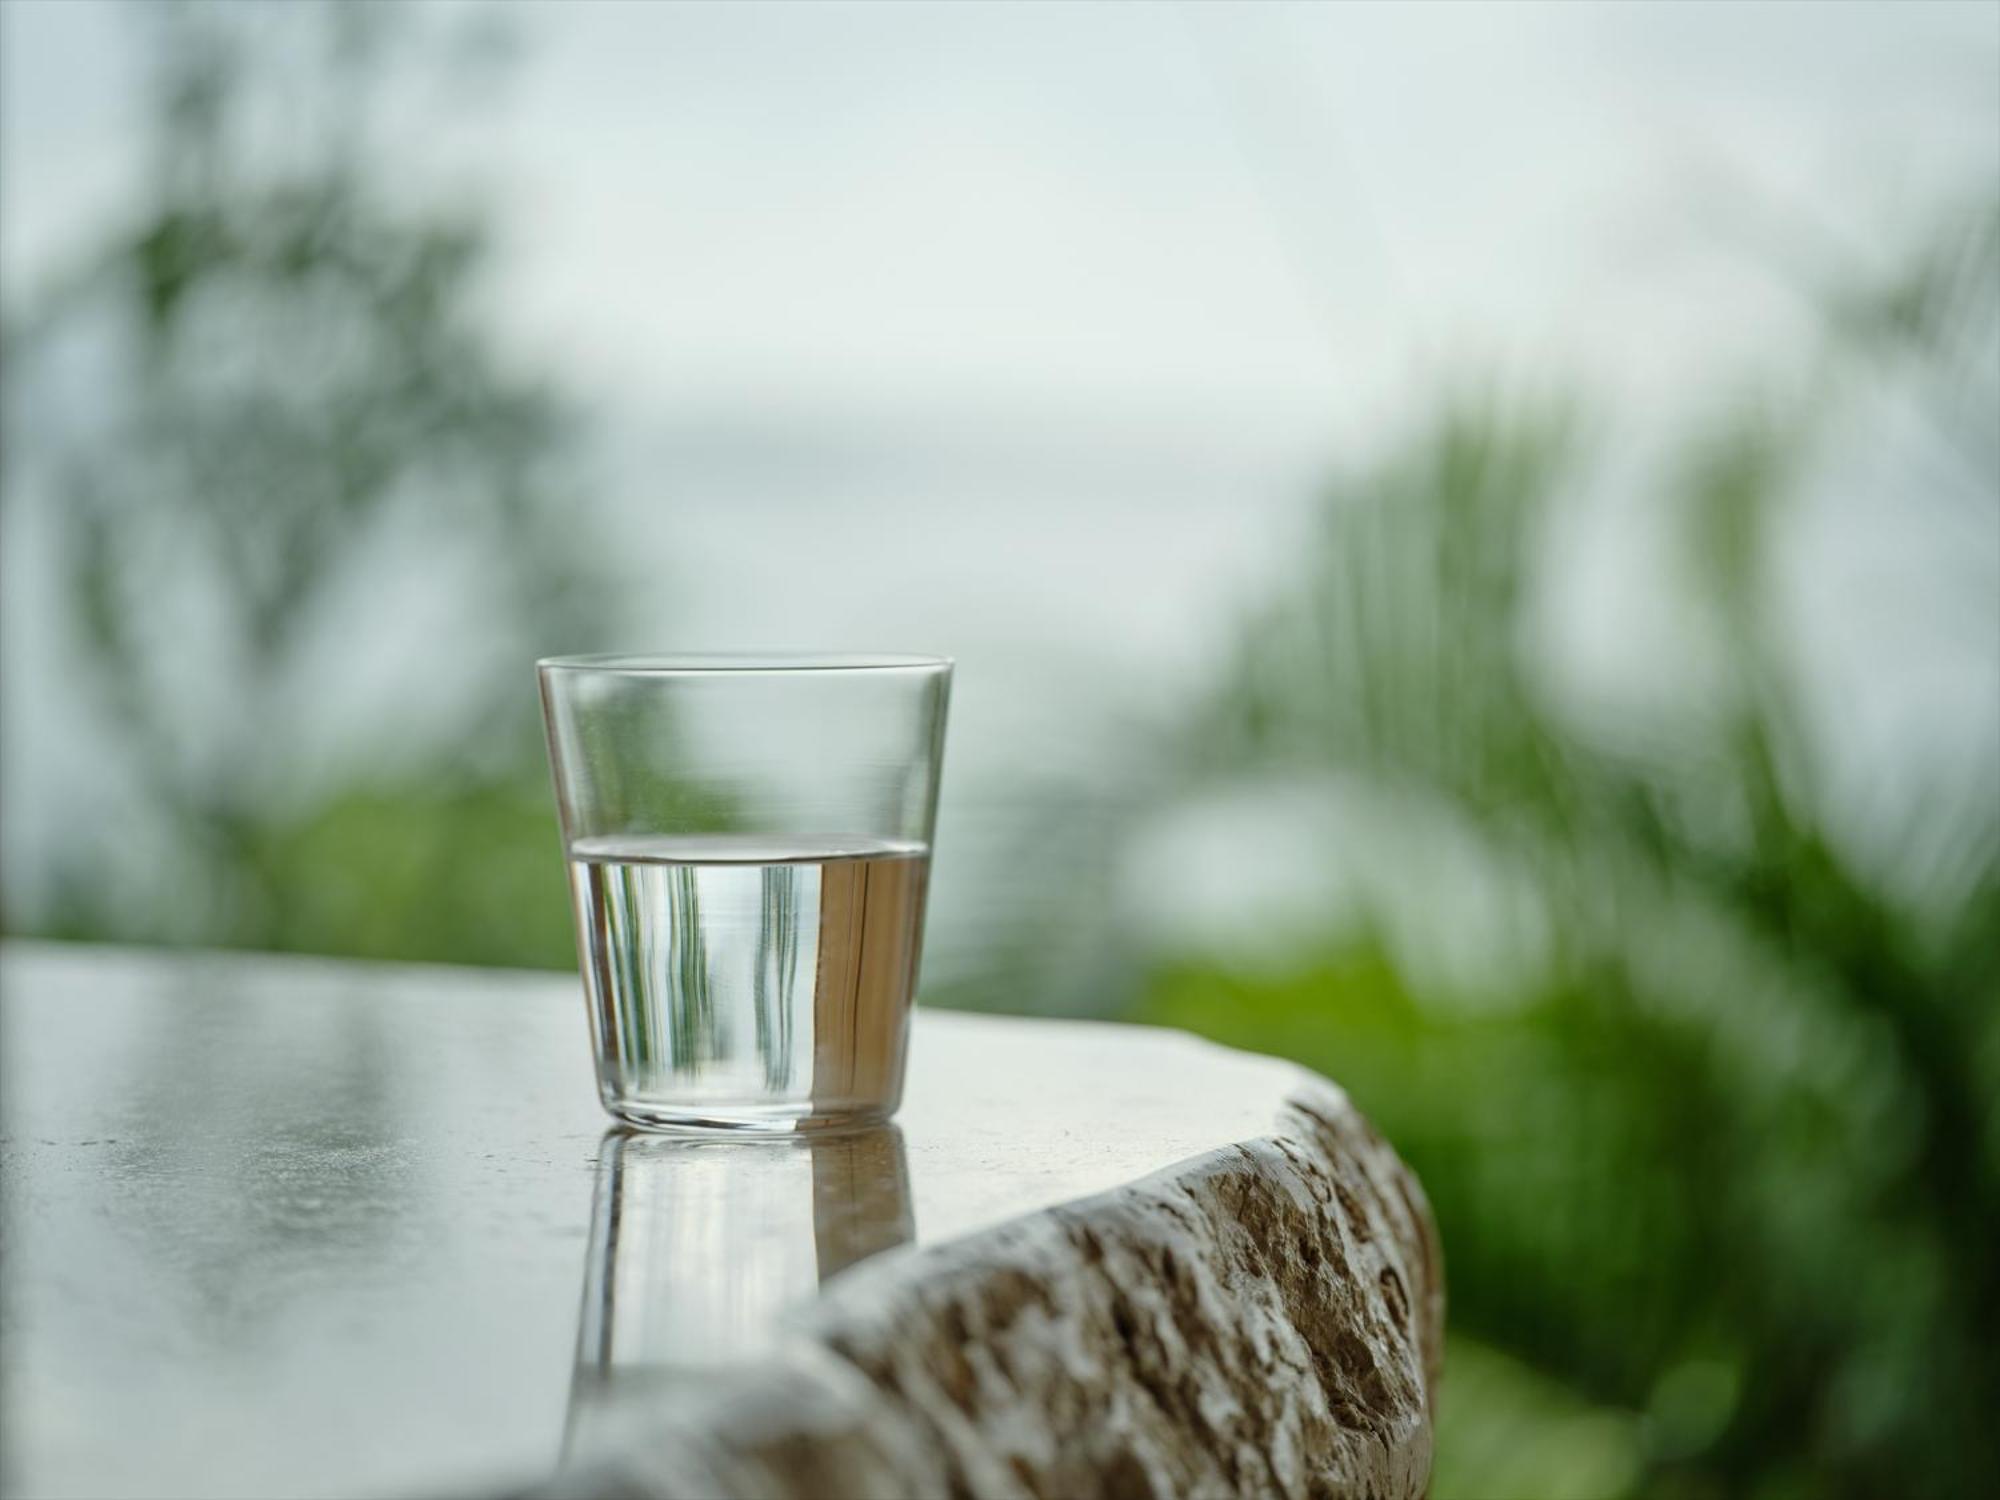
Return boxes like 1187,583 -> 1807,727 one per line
564,1126 -> 914,1455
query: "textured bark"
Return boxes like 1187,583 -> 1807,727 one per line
539,1080 -> 1442,1500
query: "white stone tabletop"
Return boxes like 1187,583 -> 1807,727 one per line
0,942 -> 1439,1500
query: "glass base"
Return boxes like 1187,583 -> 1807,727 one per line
601,1097 -> 893,1137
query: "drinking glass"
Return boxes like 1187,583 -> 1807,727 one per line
538,653 -> 951,1133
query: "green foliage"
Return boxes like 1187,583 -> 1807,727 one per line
1433,1337 -> 1645,1500
251,781 -> 577,970
1137,202 -> 1999,1497
4,2 -> 615,957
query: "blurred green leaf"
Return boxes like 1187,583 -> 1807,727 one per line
4,1 -> 636,958
1138,197 -> 1999,1497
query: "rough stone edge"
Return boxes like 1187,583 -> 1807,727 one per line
534,1077 -> 1444,1500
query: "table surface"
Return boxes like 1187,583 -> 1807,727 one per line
0,943 -> 1306,1500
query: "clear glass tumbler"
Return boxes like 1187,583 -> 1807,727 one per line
538,653 -> 951,1133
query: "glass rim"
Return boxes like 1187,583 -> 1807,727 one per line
537,650 -> 953,676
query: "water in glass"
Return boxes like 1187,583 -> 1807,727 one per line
566,833 -> 928,1130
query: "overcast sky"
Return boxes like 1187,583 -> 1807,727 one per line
6,0 -> 1995,440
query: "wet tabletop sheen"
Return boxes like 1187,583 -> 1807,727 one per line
0,943 -> 1303,1500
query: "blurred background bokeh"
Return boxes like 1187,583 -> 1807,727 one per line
3,3 -> 1995,1497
